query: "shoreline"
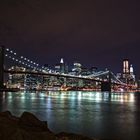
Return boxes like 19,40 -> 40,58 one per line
0,88 -> 139,93
0,111 -> 97,140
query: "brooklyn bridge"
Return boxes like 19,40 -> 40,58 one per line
0,46 -> 137,92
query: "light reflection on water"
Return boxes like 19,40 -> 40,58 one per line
0,91 -> 140,140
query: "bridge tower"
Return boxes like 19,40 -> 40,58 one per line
101,71 -> 111,92
0,46 -> 4,89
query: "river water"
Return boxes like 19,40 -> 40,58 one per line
0,91 -> 140,140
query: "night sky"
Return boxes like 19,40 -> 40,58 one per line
0,0 -> 140,76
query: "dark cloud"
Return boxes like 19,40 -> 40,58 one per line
0,0 -> 140,76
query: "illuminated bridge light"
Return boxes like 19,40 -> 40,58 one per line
14,53 -> 16,55
21,56 -> 23,59
10,50 -> 13,53
6,48 -> 9,51
5,54 -> 8,57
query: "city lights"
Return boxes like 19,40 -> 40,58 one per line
1,47 -> 138,92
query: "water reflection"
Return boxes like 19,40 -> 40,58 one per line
43,91 -> 135,103
0,91 -> 136,115
0,91 -> 136,114
0,91 -> 139,140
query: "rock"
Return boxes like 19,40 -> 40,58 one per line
0,111 -> 55,140
0,110 -> 12,117
10,129 -> 56,140
0,111 -> 97,140
56,132 -> 96,140
0,111 -> 19,140
18,112 -> 51,132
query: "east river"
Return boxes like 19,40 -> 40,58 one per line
0,91 -> 140,140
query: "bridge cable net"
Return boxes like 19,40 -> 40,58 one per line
87,71 -> 110,78
88,70 -> 127,85
5,48 -> 44,72
110,72 -> 127,85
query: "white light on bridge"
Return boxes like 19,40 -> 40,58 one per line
21,56 -> 23,59
14,53 -> 16,55
6,48 -> 9,51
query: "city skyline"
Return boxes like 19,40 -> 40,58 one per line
5,49 -> 138,79
1,1 -> 140,139
4,52 -> 137,92
0,0 -> 140,76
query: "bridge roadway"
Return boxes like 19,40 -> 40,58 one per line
4,70 -> 124,86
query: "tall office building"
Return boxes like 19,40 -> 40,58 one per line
72,62 -> 82,75
123,59 -> 130,80
123,59 -> 129,74
54,58 -> 67,74
130,64 -> 134,74
129,64 -> 135,82
60,58 -> 65,74
60,58 -> 64,64
122,59 -> 135,84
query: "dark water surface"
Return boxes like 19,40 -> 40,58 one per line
0,91 -> 140,140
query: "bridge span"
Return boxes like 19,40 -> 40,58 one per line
0,46 -> 136,92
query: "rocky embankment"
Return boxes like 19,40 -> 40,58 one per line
0,111 -> 97,140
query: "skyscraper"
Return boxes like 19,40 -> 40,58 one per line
130,64 -> 134,74
122,59 -> 130,82
123,59 -> 129,74
122,59 -> 136,84
60,58 -> 64,64
60,58 -> 65,74
129,64 -> 135,82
